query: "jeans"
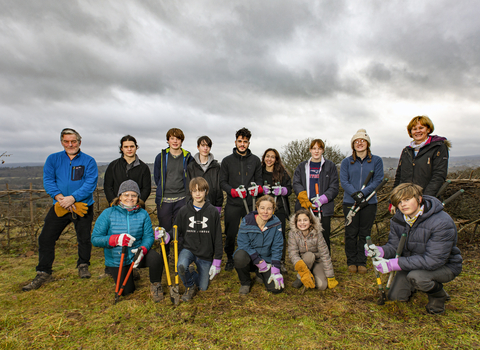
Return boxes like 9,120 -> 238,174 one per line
37,205 -> 93,274
388,266 -> 455,301
177,248 -> 212,291
343,203 -> 377,267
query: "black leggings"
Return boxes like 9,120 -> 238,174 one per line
108,249 -> 163,296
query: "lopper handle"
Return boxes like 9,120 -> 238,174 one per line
365,178 -> 389,201
436,180 -> 451,198
362,170 -> 374,189
442,189 -> 464,206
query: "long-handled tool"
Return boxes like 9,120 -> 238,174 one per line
114,246 -> 127,304
310,183 -> 321,219
251,182 -> 258,212
345,170 -> 374,226
115,248 -> 142,304
160,235 -> 180,305
239,185 -> 249,214
345,178 -> 389,227
366,236 -> 387,305
436,180 -> 451,198
385,233 -> 407,294
172,225 -> 180,305
272,182 -> 281,205
442,189 -> 464,206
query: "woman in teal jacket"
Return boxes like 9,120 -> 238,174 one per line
92,180 -> 164,302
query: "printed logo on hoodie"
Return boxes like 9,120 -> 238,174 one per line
189,216 -> 208,229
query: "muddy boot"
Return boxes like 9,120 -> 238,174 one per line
150,282 -> 163,303
78,264 -> 91,279
181,285 -> 198,302
292,277 -> 303,289
22,272 -> 53,291
425,283 -> 447,315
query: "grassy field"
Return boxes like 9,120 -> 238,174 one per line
1,232 -> 479,350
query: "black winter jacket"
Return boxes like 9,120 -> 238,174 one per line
394,136 -> 450,197
292,158 -> 339,217
382,195 -> 462,276
186,157 -> 223,207
174,200 -> 223,262
262,168 -> 292,216
219,148 -> 262,207
104,157 -> 151,204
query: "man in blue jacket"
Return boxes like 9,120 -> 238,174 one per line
23,128 -> 98,291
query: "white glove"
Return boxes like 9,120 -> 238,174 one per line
131,247 -> 146,268
117,233 -> 136,247
267,267 -> 285,290
364,243 -> 383,259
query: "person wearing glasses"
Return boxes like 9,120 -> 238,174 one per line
340,129 -> 383,274
23,128 -> 98,291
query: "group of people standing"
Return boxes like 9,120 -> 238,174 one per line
22,115 -> 462,315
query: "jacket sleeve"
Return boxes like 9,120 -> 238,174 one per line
287,232 -> 302,266
71,157 -> 98,203
282,171 -> 292,196
340,158 -> 356,197
321,162 -> 339,201
91,210 -> 112,248
381,219 -> 403,259
292,163 -> 306,195
398,217 -> 457,271
316,235 -> 335,278
270,224 -> 284,268
153,153 -> 161,186
139,211 -> 154,251
140,165 -> 152,203
363,157 -> 384,197
185,163 -> 194,203
213,210 -> 223,260
103,162 -> 116,204
43,154 -> 62,200
423,143 -> 449,196
219,159 -> 233,194
215,168 -> 224,207
236,220 -> 258,257
254,158 -> 263,185
393,149 -> 405,189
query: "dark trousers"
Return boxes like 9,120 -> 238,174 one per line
224,204 -> 247,261
320,214 -> 332,253
157,198 -> 186,255
108,249 -> 164,296
36,205 -> 94,274
233,249 -> 283,294
275,211 -> 287,262
343,204 -> 377,267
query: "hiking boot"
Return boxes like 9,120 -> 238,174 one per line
78,264 -> 91,279
348,265 -> 357,273
181,286 -> 198,302
133,268 -> 141,281
280,262 -> 288,274
239,284 -> 251,295
225,260 -> 235,271
357,266 -> 367,274
292,277 -> 303,289
426,289 -> 447,315
255,275 -> 263,284
22,272 -> 53,291
150,282 -> 163,303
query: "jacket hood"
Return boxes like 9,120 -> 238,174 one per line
430,135 -> 451,150
393,195 -> 444,224
194,152 -> 215,169
289,213 -> 322,237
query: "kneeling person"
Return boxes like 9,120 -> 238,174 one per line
175,177 -> 223,302
92,180 -> 164,302
366,183 -> 462,314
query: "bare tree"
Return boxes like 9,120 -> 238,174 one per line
1,152 -> 11,164
281,138 -> 348,175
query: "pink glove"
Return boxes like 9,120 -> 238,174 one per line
215,206 -> 222,214
154,227 -> 170,244
267,266 -> 284,290
273,186 -> 288,196
319,194 -> 328,205
373,258 -> 401,274
263,185 -> 271,195
109,233 -> 136,247
256,260 -> 271,273
209,259 -> 222,280
231,187 -> 247,199
248,184 -> 263,197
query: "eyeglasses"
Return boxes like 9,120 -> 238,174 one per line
354,140 -> 367,144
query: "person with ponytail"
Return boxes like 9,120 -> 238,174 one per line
340,129 -> 384,274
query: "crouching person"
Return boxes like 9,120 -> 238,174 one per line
234,195 -> 284,295
92,180 -> 165,302
366,183 -> 462,314
288,209 -> 338,290
174,177 -> 223,302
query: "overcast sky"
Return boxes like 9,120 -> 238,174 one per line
1,0 -> 479,166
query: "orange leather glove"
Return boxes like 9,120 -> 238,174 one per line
73,202 -> 88,217
294,260 -> 315,289
297,191 -> 313,210
54,202 -> 69,217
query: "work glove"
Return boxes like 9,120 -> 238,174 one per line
256,260 -> 271,273
267,267 -> 284,290
231,187 -> 247,199
327,277 -> 339,289
272,186 -> 288,197
209,259 -> 222,280
72,202 -> 88,217
131,246 -> 147,268
373,258 -> 401,274
54,202 -> 69,217
388,203 -> 396,215
109,233 -> 136,247
215,206 -> 222,215
294,260 -> 315,289
297,191 -> 313,209
358,199 -> 369,209
154,227 -> 170,244
263,184 -> 271,195
364,243 -> 384,259
312,194 -> 328,208
351,191 -> 365,205
248,183 -> 263,197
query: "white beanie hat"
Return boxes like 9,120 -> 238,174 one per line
351,129 -> 371,148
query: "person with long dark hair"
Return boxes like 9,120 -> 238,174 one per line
261,148 -> 292,273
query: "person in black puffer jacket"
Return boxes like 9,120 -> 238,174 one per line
366,183 -> 462,315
